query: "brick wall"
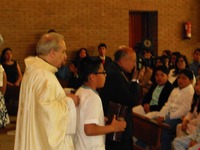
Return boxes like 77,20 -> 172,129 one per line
0,0 -> 200,71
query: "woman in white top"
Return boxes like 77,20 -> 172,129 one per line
168,54 -> 196,87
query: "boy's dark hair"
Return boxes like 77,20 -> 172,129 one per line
98,43 -> 107,49
178,68 -> 193,80
155,65 -> 169,75
79,57 -> 102,83
194,48 -> 200,54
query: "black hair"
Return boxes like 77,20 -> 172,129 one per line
194,48 -> 200,54
78,57 -> 102,83
69,60 -> 79,68
178,68 -> 193,80
163,50 -> 171,57
76,48 -> 89,60
155,65 -> 169,75
154,56 -> 165,66
173,54 -> 190,76
171,52 -> 181,58
1,47 -> 12,63
98,43 -> 107,49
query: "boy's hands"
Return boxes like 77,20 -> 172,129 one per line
110,115 -> 126,132
143,104 -> 150,113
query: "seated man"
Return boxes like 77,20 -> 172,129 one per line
133,65 -> 174,116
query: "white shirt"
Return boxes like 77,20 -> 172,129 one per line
75,86 -> 105,150
158,84 -> 194,119
14,56 -> 76,150
168,69 -> 196,86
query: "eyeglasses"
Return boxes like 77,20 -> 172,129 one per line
94,71 -> 106,75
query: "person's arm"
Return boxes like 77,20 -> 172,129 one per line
84,115 -> 126,136
14,62 -> 22,86
0,71 -> 7,95
170,89 -> 193,119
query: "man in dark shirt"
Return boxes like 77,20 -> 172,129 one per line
100,46 -> 140,150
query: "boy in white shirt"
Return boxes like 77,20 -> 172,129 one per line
75,57 -> 126,150
146,68 -> 194,150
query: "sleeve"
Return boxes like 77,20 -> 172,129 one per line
65,96 -> 76,135
170,89 -> 193,119
142,85 -> 155,106
157,90 -> 174,117
35,74 -> 73,147
184,112 -> 194,121
84,95 -> 101,125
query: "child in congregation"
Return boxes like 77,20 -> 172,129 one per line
74,57 -> 126,150
176,76 -> 200,137
145,68 -> 194,150
173,114 -> 200,150
132,65 -> 174,116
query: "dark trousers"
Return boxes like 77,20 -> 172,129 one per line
105,138 -> 133,150
161,118 -> 182,150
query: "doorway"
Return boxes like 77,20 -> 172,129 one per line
129,11 -> 158,55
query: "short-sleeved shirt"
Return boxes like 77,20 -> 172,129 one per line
75,86 -> 105,150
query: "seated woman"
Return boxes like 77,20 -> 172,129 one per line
0,64 -> 10,128
1,47 -> 22,86
176,76 -> 200,137
133,65 -> 174,115
168,54 -> 196,87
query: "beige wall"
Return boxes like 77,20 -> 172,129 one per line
0,0 -> 200,71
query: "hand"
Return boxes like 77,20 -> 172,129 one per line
156,116 -> 164,122
143,104 -> 150,113
104,117 -> 108,123
181,119 -> 189,131
67,93 -> 79,107
110,115 -> 126,132
14,82 -> 20,86
189,140 -> 198,147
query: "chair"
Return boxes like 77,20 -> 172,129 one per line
132,112 -> 171,150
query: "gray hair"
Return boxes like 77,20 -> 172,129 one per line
36,32 -> 64,55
